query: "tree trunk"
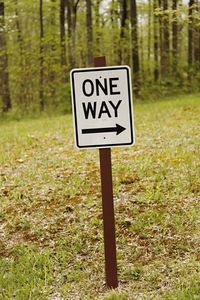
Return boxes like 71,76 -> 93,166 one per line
188,0 -> 194,70
0,0 -> 11,112
66,0 -> 79,69
60,0 -> 67,69
49,0 -> 57,100
110,0 -> 119,65
86,0 -> 93,66
15,0 -> 25,107
153,0 -> 159,81
140,27 -> 145,81
172,0 -> 178,75
71,0 -> 79,67
15,0 -> 23,54
39,0 -> 44,111
94,0 -> 101,56
158,0 -> 164,77
163,0 -> 170,76
147,0 -> 152,74
66,0 -> 72,68
119,0 -> 128,64
199,0 -> 200,68
194,0 -> 200,71
51,0 -> 56,27
130,0 -> 140,95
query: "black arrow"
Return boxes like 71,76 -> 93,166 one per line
82,123 -> 126,135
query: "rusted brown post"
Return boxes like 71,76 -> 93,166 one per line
94,56 -> 118,289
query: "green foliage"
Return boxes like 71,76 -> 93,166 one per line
194,72 -> 200,90
56,82 -> 72,114
1,0 -> 200,115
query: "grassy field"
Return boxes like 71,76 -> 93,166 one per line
0,94 -> 200,299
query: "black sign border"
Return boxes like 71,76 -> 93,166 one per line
71,66 -> 134,149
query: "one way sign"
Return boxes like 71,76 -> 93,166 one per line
70,66 -> 135,149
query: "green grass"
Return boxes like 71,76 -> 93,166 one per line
0,94 -> 200,299
0,244 -> 53,299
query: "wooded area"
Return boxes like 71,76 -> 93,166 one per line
0,0 -> 200,114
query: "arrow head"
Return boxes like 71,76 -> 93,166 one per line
116,123 -> 126,135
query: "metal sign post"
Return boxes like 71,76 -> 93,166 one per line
94,56 -> 118,289
70,56 -> 135,289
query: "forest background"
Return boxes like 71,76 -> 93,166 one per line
0,1 -> 200,298
1,0 -> 200,116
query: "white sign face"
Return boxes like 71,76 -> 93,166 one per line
70,66 -> 134,149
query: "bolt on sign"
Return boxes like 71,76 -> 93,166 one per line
70,66 -> 135,149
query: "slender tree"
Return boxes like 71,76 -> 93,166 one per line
15,0 -> 23,57
140,27 -> 145,81
86,0 -> 93,66
0,0 -> 11,112
66,0 -> 72,68
110,0 -> 119,65
60,0 -> 67,69
153,0 -> 159,81
51,0 -> 56,27
148,0 -> 152,74
15,0 -> 25,107
71,0 -> 79,67
198,0 -> 200,69
130,0 -> 140,94
48,0 -> 57,100
162,0 -> 170,76
188,0 -> 194,70
158,0 -> 164,77
94,0 -> 101,56
66,0 -> 79,69
172,0 -> 178,75
39,0 -> 44,111
119,0 -> 128,64
194,0 -> 200,71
